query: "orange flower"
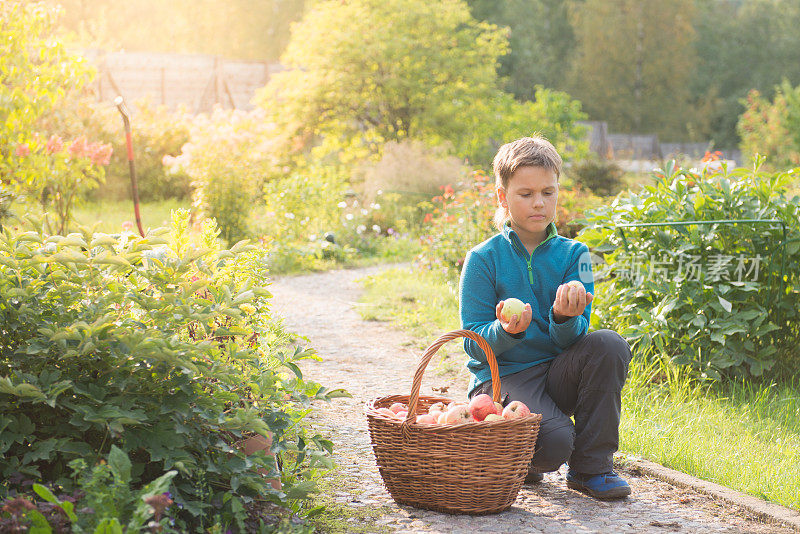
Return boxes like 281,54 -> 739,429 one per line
14,143 -> 30,157
46,134 -> 64,154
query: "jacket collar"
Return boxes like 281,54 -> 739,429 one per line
502,221 -> 558,252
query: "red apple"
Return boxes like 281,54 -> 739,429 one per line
484,413 -> 504,422
389,402 -> 408,414
395,410 -> 408,419
502,400 -> 531,419
376,407 -> 395,418
443,405 -> 471,424
468,393 -> 498,422
416,413 -> 437,424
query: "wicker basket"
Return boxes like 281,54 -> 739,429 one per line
365,329 -> 541,515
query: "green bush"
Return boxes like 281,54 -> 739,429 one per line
166,108 -> 278,244
0,210 -> 344,531
78,100 -> 193,203
580,159 -> 800,378
0,1 -> 94,225
567,157 -> 625,197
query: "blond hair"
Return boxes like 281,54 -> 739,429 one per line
492,136 -> 562,230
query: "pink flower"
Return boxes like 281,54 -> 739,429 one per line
89,142 -> 113,166
121,221 -> 134,232
15,143 -> 30,157
68,135 -> 89,159
46,134 -> 64,154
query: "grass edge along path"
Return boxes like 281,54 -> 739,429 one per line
357,266 -> 800,512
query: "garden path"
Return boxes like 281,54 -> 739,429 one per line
269,266 -> 791,534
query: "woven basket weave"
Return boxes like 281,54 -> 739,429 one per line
365,329 -> 541,515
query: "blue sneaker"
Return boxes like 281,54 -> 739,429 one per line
566,470 -> 631,500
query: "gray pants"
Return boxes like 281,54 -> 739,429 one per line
469,329 -> 632,475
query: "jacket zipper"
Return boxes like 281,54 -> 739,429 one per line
510,230 -> 556,285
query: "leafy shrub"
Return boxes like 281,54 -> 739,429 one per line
0,211 -> 344,531
567,157 -> 625,197
580,159 -> 800,378
11,134 -> 112,235
166,108 -> 280,244
0,1 -> 94,225
66,100 -> 194,203
738,82 -> 800,171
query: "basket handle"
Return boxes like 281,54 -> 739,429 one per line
403,329 -> 501,426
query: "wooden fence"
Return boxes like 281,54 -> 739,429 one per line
82,49 -> 283,113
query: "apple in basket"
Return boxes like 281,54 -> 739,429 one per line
467,393 -> 498,422
428,409 -> 444,420
428,401 -> 447,414
443,405 -> 471,424
416,413 -> 438,424
436,411 -> 448,425
389,402 -> 408,414
394,410 -> 408,420
502,400 -> 531,419
446,401 -> 467,411
376,407 -> 395,418
494,402 -> 503,413
484,413 -> 504,422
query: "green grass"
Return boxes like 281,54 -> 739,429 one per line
302,474 -> 392,534
358,266 -> 800,510
12,199 -> 190,235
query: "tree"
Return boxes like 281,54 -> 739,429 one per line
44,0 -> 307,61
256,0 -> 511,162
467,0 -> 577,101
692,0 -> 800,148
568,0 -> 696,141
738,82 -> 800,171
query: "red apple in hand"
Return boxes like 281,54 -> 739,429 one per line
468,393 -> 498,422
502,400 -> 531,419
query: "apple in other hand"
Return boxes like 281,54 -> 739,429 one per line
500,298 -> 526,322
484,413 -> 504,422
502,400 -> 531,419
468,393 -> 498,422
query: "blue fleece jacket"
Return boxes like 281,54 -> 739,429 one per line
459,222 -> 594,392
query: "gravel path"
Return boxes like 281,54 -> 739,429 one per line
269,266 -> 790,534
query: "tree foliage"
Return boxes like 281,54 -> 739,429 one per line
44,0 -> 307,61
568,0 -> 696,141
258,0 -> 509,163
738,82 -> 800,171
466,0 -> 576,101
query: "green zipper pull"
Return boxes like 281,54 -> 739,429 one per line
527,262 -> 533,284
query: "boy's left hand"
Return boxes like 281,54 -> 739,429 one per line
552,281 -> 593,324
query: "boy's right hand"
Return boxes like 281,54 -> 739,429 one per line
496,300 -> 532,335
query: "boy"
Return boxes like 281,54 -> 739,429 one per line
459,136 -> 633,500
